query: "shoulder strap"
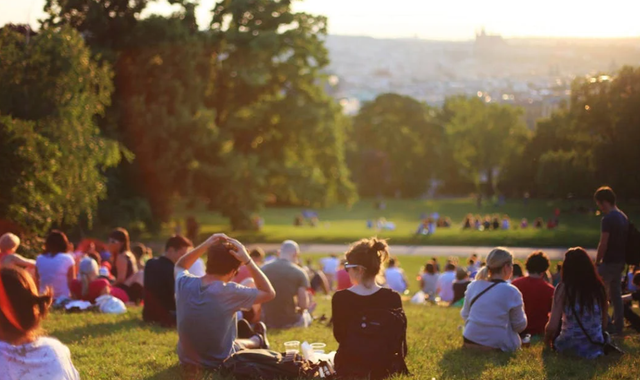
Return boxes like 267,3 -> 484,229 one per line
469,280 -> 503,310
571,305 -> 603,347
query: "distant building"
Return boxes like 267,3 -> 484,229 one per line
475,28 -> 506,51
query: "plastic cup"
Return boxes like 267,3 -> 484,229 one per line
284,341 -> 300,357
310,342 -> 326,354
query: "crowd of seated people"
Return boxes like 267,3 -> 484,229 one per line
1,185 -> 636,379
462,214 -> 559,231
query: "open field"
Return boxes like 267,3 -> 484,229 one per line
168,198 -> 635,248
42,255 -> 640,380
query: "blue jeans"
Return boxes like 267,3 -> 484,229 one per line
598,262 -> 625,333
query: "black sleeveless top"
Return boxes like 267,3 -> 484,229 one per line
111,252 -> 135,282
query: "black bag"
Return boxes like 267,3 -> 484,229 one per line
571,305 -> 625,356
335,308 -> 409,380
626,221 -> 640,266
222,349 -> 319,380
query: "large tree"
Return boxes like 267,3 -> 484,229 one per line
0,26 -> 121,236
443,96 -> 530,195
350,93 -> 442,197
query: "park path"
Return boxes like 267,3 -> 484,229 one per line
246,243 -> 596,261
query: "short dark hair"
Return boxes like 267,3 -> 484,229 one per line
206,241 -> 241,275
44,230 -> 69,256
131,243 -> 148,260
445,263 -> 456,271
389,257 -> 397,267
512,263 -> 524,277
594,186 -> 616,205
525,251 -> 550,274
249,247 -> 265,260
165,235 -> 193,251
425,263 -> 435,274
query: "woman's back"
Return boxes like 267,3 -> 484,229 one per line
421,272 -> 439,295
554,302 -> 604,359
461,280 -> 527,351
36,253 -> 75,298
384,267 -> 406,293
0,336 -> 79,380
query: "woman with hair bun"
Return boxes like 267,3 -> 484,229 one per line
461,247 -> 527,351
0,267 -> 80,379
332,238 -> 408,379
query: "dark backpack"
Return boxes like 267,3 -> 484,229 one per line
222,349 -> 318,380
626,221 -> 640,266
335,308 -> 409,380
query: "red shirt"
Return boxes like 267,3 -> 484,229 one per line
70,278 -> 110,303
512,276 -> 554,335
336,269 -> 352,291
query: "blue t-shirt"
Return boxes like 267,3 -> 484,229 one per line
175,269 -> 258,368
601,209 -> 629,264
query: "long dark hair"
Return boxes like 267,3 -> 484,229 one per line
109,228 -> 130,254
44,230 -> 70,256
561,247 -> 606,313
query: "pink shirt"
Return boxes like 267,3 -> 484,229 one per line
336,269 -> 352,291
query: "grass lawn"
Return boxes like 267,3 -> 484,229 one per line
168,198 -> 638,248
42,255 -> 640,380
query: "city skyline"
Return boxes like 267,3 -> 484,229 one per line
3,0 -> 640,40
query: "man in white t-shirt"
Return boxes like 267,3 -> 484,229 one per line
320,254 -> 340,290
436,263 -> 457,302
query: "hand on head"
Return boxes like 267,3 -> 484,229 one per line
224,237 -> 251,264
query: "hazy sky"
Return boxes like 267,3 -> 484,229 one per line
3,0 -> 640,40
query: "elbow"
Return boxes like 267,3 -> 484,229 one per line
266,289 -> 276,302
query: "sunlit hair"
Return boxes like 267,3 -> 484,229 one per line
475,266 -> 489,281
0,267 -> 53,344
344,238 -> 389,280
44,230 -> 70,256
0,233 -> 20,252
109,228 -> 130,254
486,247 -> 513,275
561,247 -> 606,313
78,257 -> 99,298
594,186 -> 616,206
206,241 -> 241,276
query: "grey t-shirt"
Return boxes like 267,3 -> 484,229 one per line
602,209 -> 629,264
262,259 -> 310,328
175,269 -> 258,367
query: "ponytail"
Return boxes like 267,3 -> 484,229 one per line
345,238 -> 390,279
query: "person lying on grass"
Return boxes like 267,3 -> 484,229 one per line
174,234 -> 275,369
461,247 -> 527,351
0,266 -> 80,379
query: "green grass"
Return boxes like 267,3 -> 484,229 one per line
168,198 -> 637,248
42,255 -> 640,380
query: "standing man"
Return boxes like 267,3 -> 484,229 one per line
262,240 -> 310,328
595,186 -> 629,335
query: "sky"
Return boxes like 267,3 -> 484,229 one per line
2,0 -> 640,40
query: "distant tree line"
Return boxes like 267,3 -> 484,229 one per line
2,0 -> 640,241
350,67 -> 640,201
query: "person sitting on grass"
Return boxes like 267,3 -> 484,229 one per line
332,238 -> 407,379
336,260 -> 352,291
36,230 -> 76,300
385,257 -> 408,294
420,263 -> 439,302
262,240 -> 311,328
512,251 -> 555,336
511,263 -> 524,281
174,234 -> 274,369
107,228 -> 140,302
143,235 -> 193,327
436,262 -> 457,303
234,247 -> 265,284
461,247 -> 527,351
0,266 -> 80,379
545,247 -> 608,359
622,271 -> 640,333
0,233 -> 35,272
70,257 -> 110,303
451,267 -> 471,306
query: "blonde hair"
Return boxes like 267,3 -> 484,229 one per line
0,233 -> 20,252
475,266 -> 489,281
79,258 -> 99,297
486,247 -> 513,275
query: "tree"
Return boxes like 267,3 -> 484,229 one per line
0,26 -> 121,236
443,96 -> 530,195
201,0 -> 357,228
350,93 -> 442,197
